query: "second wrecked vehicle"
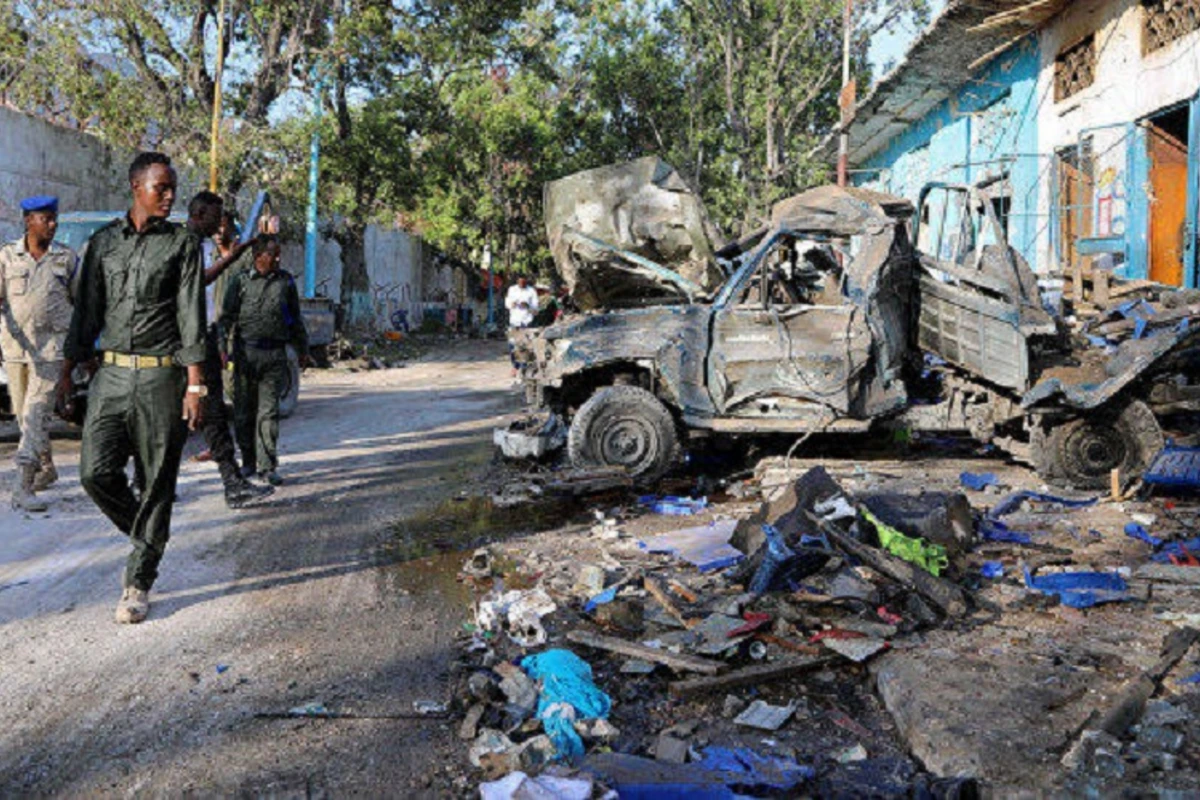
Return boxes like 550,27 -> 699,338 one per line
513,159 -> 1200,490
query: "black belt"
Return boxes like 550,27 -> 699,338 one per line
243,338 -> 287,350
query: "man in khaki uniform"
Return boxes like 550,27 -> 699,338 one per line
0,196 -> 77,511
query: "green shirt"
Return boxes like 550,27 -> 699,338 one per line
64,216 -> 206,365
220,268 -> 308,357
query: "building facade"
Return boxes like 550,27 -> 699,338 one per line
839,0 -> 1200,288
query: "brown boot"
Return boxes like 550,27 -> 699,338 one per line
12,464 -> 48,512
32,452 -> 58,492
115,587 -> 150,624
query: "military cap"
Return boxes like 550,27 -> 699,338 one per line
20,195 -> 58,214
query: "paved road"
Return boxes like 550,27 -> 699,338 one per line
0,340 -> 516,795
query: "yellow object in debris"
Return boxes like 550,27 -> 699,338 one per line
862,508 -> 949,577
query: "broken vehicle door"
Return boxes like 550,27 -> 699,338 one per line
708,233 -> 872,418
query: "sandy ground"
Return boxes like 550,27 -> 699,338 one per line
0,339 -> 518,796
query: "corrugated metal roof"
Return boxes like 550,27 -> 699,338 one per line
822,0 -> 1071,165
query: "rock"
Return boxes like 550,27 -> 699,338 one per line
575,718 -> 620,742
459,703 -> 485,740
1143,700 -> 1189,728
576,565 -> 607,595
654,733 -> 689,764
733,700 -> 797,731
469,728 -> 517,769
834,743 -> 869,763
595,599 -> 645,633
829,570 -> 876,602
721,695 -> 746,719
468,671 -> 501,702
518,734 -> 557,771
495,662 -> 538,720
1136,724 -> 1185,753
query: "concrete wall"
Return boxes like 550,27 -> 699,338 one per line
856,39 -> 1046,270
281,223 -> 429,330
1035,0 -> 1200,280
0,107 -> 129,242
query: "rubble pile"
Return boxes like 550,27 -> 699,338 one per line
444,443 -> 1200,796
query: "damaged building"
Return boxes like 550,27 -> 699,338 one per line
827,0 -> 1200,288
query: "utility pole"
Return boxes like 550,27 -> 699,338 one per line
304,69 -> 323,300
207,0 -> 227,191
837,0 -> 854,188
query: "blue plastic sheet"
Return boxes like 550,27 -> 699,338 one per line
694,747 -> 815,793
1023,568 -> 1131,609
638,520 -> 744,572
638,495 -> 708,516
1178,671 -> 1200,685
1124,523 -> 1164,549
748,525 -> 795,594
990,491 -> 1098,519
583,586 -> 617,613
981,561 -> 1005,579
960,472 -> 999,491
979,518 -> 1035,545
1144,445 -> 1200,490
521,650 -> 612,763
1151,537 -> 1200,564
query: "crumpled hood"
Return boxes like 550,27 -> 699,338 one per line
544,157 -> 726,310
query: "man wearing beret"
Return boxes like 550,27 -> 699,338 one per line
58,152 -> 206,624
0,195 -> 77,512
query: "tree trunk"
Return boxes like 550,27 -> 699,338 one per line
338,223 -> 373,332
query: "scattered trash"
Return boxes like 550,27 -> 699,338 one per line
412,700 -> 449,715
1143,445 -> 1200,492
639,495 -> 709,516
215,664 -> 230,674
693,746 -> 816,793
834,743 -> 869,763
477,588 -> 557,648
862,508 -> 948,577
493,412 -> 567,459
1023,568 -> 1131,609
981,561 -> 1005,579
520,649 -> 613,763
638,520 -> 745,572
479,771 -> 593,800
823,637 -> 889,663
733,700 -> 798,731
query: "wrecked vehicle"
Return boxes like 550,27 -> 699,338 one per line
514,163 -> 1200,490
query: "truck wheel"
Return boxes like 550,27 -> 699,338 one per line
278,345 -> 301,419
568,385 -> 679,485
1033,400 -> 1163,490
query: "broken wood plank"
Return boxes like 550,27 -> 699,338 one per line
566,630 -> 723,675
805,510 -> 969,618
668,656 -> 835,699
668,579 -> 698,604
1134,564 -> 1200,585
644,577 -> 697,629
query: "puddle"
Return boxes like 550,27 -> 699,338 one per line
377,494 -> 587,606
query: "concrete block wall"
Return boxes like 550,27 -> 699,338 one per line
0,107 -> 129,242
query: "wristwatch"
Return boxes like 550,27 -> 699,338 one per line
187,384 -> 209,397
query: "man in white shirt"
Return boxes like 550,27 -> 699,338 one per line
504,276 -> 539,376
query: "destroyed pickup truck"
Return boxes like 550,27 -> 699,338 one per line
512,158 -> 1200,490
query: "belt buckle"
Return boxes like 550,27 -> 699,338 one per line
130,354 -> 141,369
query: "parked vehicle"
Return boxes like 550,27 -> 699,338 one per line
513,162 -> 1200,490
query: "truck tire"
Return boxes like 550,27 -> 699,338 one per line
568,385 -> 679,486
278,345 -> 301,419
1032,400 -> 1163,490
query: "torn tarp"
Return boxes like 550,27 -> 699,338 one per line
1023,568 -> 1131,609
638,520 -> 744,572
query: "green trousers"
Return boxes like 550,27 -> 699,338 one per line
233,346 -> 287,473
80,364 -> 187,591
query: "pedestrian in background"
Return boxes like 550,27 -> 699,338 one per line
185,192 -> 273,509
504,275 -> 538,377
220,235 -> 307,487
58,151 -> 206,624
0,196 -> 77,511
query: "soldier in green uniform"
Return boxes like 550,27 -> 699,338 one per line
57,152 -> 206,625
220,235 -> 307,486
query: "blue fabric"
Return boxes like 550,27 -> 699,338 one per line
638,495 -> 708,516
520,650 -> 611,763
981,561 -> 1005,579
1152,537 -> 1200,564
990,491 -> 1097,519
960,472 -> 998,491
583,586 -> 617,613
20,195 -> 57,213
979,518 -> 1035,545
1124,523 -> 1164,549
694,747 -> 815,792
1023,568 -> 1130,609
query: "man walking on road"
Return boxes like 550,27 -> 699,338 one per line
0,196 -> 77,512
220,235 -> 307,487
185,192 -> 273,509
58,151 -> 207,624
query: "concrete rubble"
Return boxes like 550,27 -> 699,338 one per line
444,432 -> 1200,796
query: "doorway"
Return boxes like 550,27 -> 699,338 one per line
1145,105 -> 1190,286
